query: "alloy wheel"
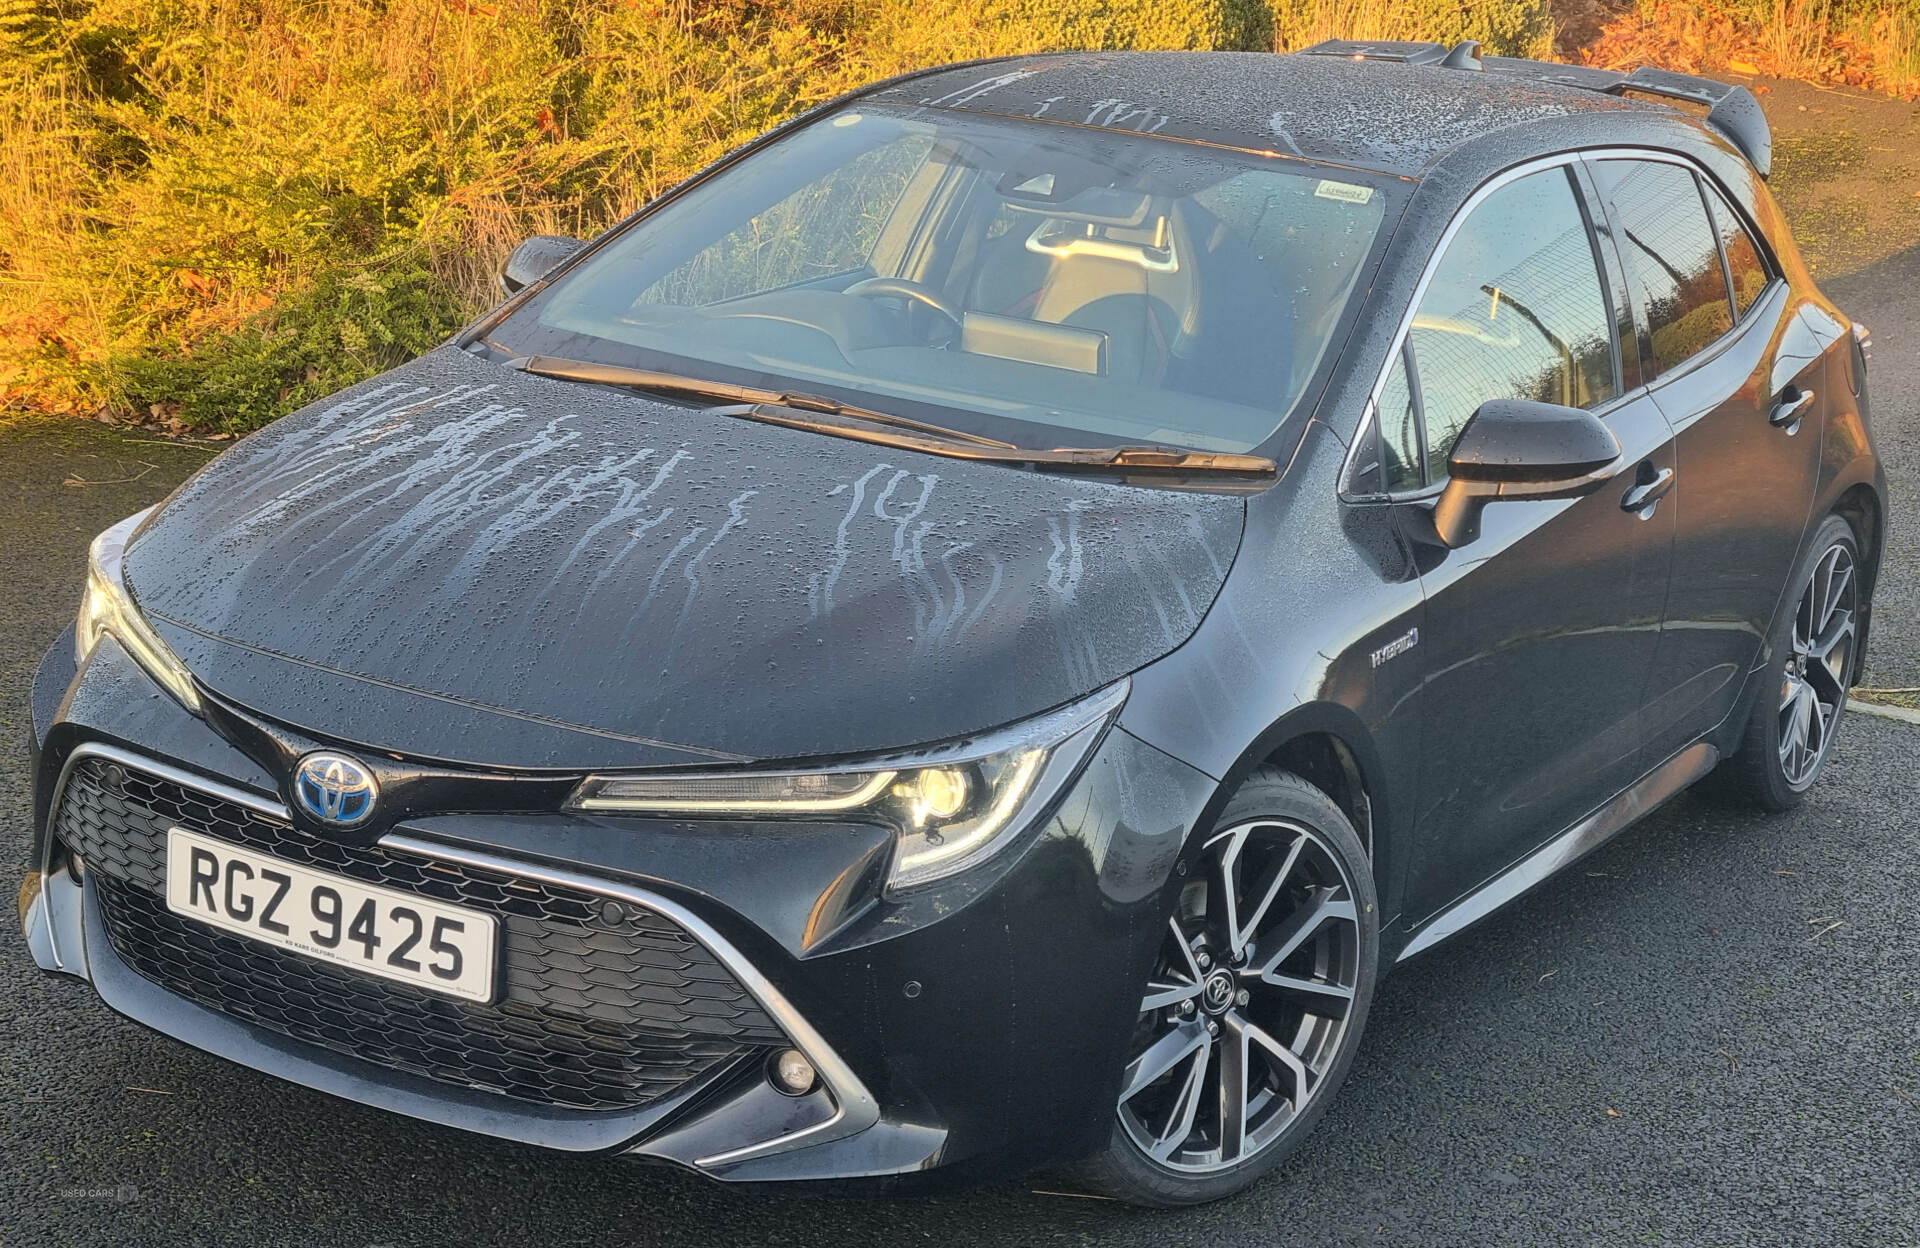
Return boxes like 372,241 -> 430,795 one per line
1117,819 -> 1363,1173
1778,541 -> 1857,789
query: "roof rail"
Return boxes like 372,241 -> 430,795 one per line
1296,41 -> 1773,179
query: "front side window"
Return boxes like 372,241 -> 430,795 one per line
1404,166 -> 1618,486
1591,159 -> 1735,377
493,106 -> 1394,455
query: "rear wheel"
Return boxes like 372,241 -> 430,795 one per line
1713,512 -> 1862,810
1077,769 -> 1378,1207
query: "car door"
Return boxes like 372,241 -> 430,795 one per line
1584,156 -> 1826,761
1381,162 -> 1679,924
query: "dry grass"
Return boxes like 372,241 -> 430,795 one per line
1582,0 -> 1920,97
1270,0 -> 1552,55
0,0 -> 1912,431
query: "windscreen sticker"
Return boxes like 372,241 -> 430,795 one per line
1314,180 -> 1375,205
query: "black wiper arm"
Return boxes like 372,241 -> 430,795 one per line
1067,445 -> 1278,474
709,405 -> 1277,476
503,355 -> 1273,475
505,354 -> 1014,448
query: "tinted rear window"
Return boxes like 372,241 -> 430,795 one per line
1703,183 -> 1770,318
1591,160 -> 1734,378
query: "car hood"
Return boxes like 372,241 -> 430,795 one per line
125,348 -> 1246,769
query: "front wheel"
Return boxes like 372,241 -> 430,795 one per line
1712,512 -> 1863,811
1076,768 -> 1379,1207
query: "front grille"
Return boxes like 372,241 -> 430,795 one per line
56,754 -> 785,1113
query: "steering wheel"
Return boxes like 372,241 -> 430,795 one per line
844,277 -> 966,338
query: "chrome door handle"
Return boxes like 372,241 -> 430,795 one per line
1621,466 -> 1675,517
1770,387 -> 1816,428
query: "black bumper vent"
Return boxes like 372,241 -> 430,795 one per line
56,754 -> 784,1113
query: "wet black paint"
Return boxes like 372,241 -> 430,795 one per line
877,52 -> 1648,176
124,348 -> 1244,767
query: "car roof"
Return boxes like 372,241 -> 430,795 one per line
866,51 -> 1718,180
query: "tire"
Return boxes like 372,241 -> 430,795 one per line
1710,512 -> 1863,811
1075,768 -> 1380,1207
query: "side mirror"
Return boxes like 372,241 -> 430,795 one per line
498,234 -> 587,299
1429,399 -> 1622,548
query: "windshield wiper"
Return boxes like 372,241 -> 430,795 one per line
709,405 -> 1277,476
502,354 -> 1274,476
504,354 -> 1013,448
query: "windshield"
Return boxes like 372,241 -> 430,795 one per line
494,105 -> 1395,455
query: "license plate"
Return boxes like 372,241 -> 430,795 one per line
164,828 -> 498,1003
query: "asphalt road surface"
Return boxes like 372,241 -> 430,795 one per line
4,226 -> 1917,1248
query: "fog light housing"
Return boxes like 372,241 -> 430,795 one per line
769,1048 -> 817,1096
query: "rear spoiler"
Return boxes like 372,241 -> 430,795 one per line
1297,40 -> 1772,179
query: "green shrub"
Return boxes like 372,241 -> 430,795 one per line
107,265 -> 462,433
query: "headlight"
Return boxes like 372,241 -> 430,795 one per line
75,509 -> 203,715
567,682 -> 1128,893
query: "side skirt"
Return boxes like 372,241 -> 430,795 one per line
1396,740 -> 1720,962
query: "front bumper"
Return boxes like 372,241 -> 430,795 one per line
22,635 -> 1217,1183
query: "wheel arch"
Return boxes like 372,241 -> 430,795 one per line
1831,481 -> 1883,588
1201,702 -> 1408,927
1827,477 -> 1885,685
1263,733 -> 1375,860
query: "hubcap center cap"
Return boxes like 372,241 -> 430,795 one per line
1200,969 -> 1237,1015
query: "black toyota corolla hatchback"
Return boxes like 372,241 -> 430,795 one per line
22,42 -> 1888,1205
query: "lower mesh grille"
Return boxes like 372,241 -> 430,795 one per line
57,753 -> 785,1112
